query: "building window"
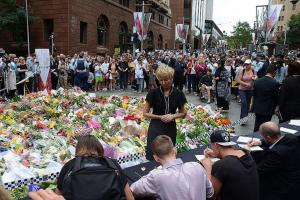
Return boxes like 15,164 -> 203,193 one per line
281,16 -> 284,21
119,0 -> 129,7
136,6 -> 142,11
149,8 -> 155,20
282,5 -> 285,11
293,4 -> 296,10
184,0 -> 191,19
80,21 -> 87,44
97,15 -> 109,46
159,15 -> 164,24
119,22 -> 128,53
147,31 -> 153,47
44,19 -> 54,41
157,34 -> 163,49
167,18 -> 169,26
277,26 -> 280,31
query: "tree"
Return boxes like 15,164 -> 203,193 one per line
0,0 -> 36,45
225,21 -> 253,49
287,13 -> 300,49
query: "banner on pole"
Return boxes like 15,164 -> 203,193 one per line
203,34 -> 211,45
252,33 -> 256,45
133,12 -> 152,41
265,4 -> 283,38
35,49 -> 51,92
175,24 -> 189,43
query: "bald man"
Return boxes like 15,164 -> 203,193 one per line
248,122 -> 300,200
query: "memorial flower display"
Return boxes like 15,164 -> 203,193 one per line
0,89 -> 230,198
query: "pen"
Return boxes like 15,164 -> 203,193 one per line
134,171 -> 142,178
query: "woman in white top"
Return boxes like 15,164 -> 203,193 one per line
100,59 -> 110,90
135,58 -> 145,93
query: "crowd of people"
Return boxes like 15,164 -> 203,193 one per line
0,49 -> 300,199
1,49 -> 299,124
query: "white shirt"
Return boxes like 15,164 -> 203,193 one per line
131,159 -> 214,200
100,63 -> 109,74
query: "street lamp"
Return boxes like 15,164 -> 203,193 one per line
25,0 -> 30,57
290,0 -> 299,5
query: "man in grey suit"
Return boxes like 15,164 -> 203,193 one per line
252,64 -> 279,132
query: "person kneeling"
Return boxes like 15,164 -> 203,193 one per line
131,135 -> 214,200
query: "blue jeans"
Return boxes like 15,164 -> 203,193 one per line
74,72 -> 88,91
239,90 -> 253,119
137,78 -> 144,92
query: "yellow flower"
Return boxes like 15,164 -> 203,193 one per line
122,103 -> 128,109
52,98 -> 59,104
11,136 -> 18,143
48,121 -> 56,129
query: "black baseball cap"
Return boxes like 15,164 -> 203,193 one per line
210,130 -> 236,146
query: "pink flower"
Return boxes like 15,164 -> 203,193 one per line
87,120 -> 101,129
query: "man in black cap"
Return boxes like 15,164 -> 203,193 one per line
200,130 -> 259,200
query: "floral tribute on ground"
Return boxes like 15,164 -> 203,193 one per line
0,89 -> 230,197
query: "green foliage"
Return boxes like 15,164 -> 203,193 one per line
0,0 -> 36,45
287,13 -> 300,48
9,186 -> 27,200
225,21 -> 253,49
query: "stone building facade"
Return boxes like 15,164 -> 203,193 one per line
0,0 -> 172,55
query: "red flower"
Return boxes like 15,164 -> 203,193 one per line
36,121 -> 46,129
124,114 -> 140,121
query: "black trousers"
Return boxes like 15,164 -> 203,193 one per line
254,114 -> 272,132
216,97 -> 229,110
174,74 -> 184,91
146,119 -> 177,161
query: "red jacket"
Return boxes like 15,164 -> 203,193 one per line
187,61 -> 201,75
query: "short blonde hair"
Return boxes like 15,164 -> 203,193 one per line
155,64 -> 174,80
151,135 -> 174,158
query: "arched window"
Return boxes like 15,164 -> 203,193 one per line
157,34 -> 163,49
147,31 -> 153,47
119,22 -> 128,53
97,15 -> 109,46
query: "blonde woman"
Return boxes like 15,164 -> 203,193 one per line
143,64 -> 187,160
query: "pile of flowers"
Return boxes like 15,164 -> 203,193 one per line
0,89 -> 230,193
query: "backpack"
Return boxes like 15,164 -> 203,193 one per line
175,62 -> 185,74
76,59 -> 85,71
62,156 -> 126,200
257,62 -> 268,78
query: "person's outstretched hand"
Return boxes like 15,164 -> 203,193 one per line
28,189 -> 65,200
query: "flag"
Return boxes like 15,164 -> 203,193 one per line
133,12 -> 142,35
175,24 -> 189,43
252,33 -> 256,45
35,49 -> 51,93
142,13 -> 152,40
203,34 -> 211,45
265,4 -> 283,38
133,12 -> 152,41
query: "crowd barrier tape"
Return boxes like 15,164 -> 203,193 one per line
0,76 -> 31,92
